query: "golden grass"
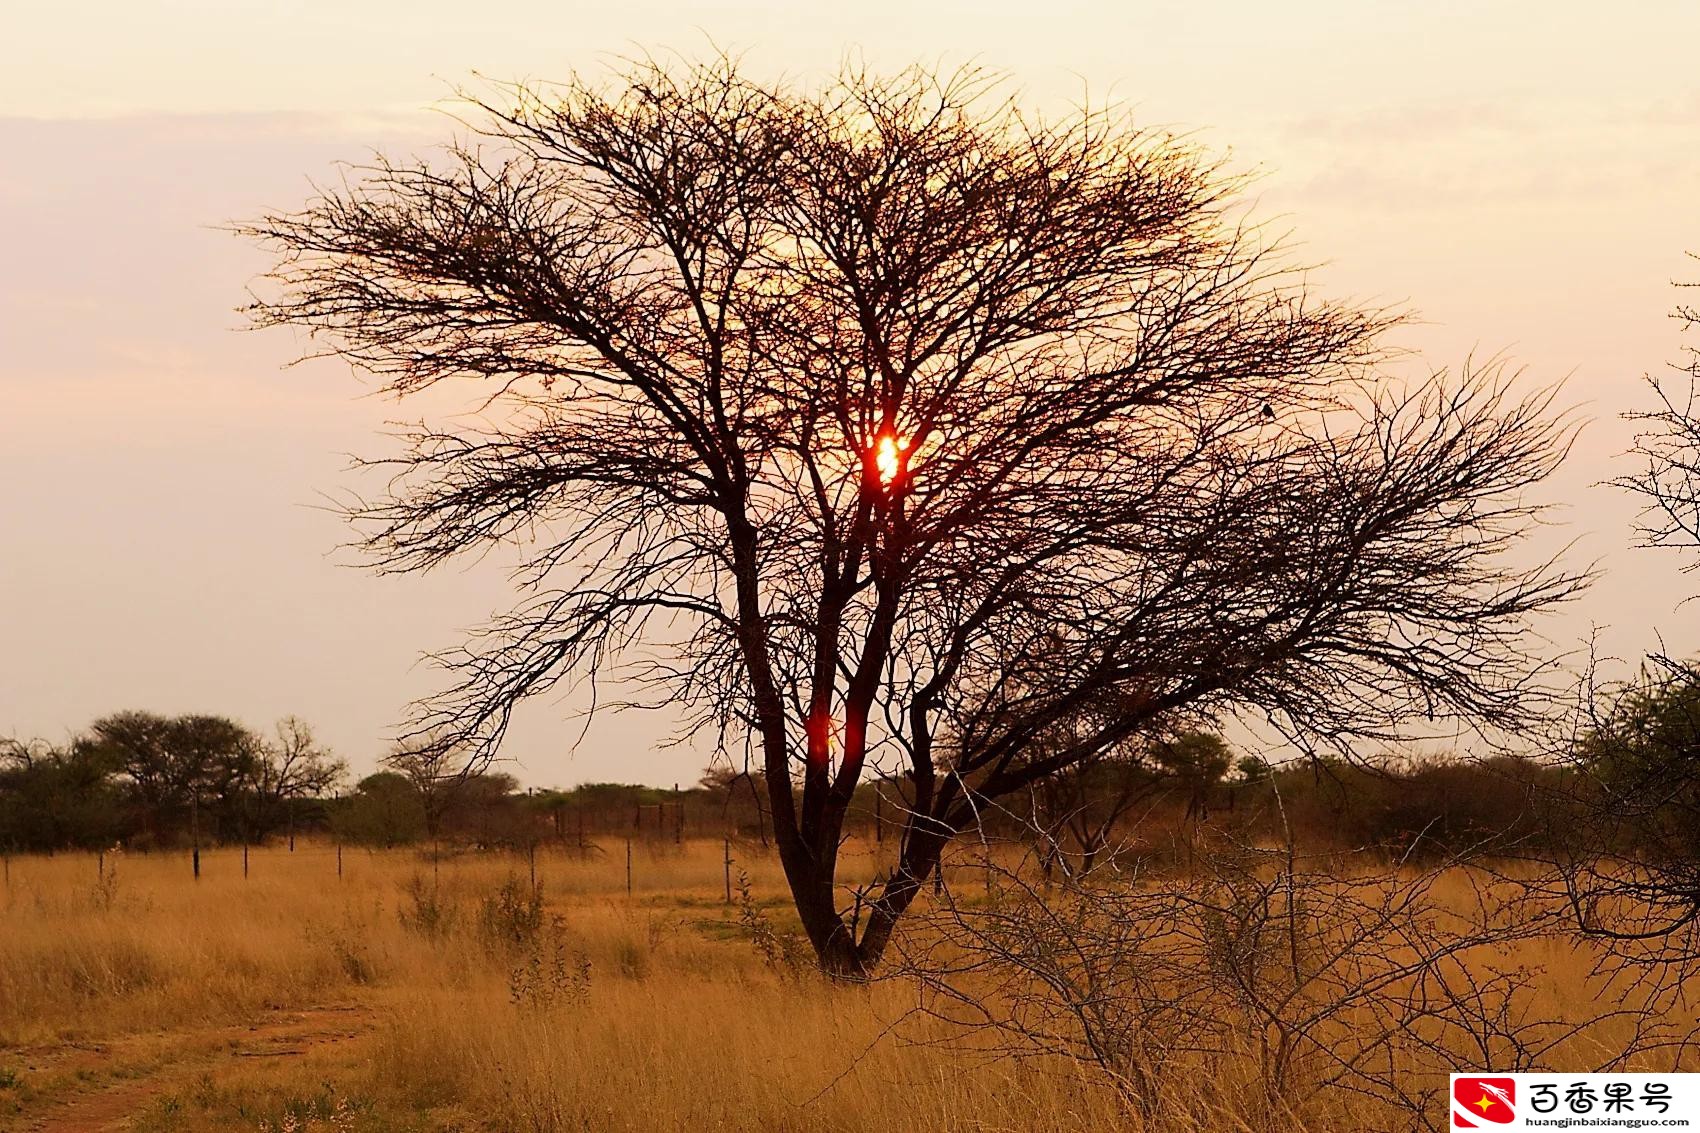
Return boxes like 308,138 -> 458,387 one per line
0,839 -> 1688,1132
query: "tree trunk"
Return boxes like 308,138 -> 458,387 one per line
767,784 -> 952,978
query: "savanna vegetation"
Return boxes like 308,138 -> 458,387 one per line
6,689 -> 1700,1131
5,744 -> 1700,1133
7,55 -> 1700,1133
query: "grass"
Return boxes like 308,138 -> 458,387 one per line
0,838 -> 1691,1132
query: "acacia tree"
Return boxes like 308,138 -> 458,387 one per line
383,741 -> 465,842
250,717 -> 346,846
245,59 -> 1583,976
1025,728 -> 1228,880
85,711 -> 259,845
1620,258 -> 1700,556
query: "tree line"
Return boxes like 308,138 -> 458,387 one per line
0,710 -> 690,852
0,712 -> 342,851
13,691 -> 1698,869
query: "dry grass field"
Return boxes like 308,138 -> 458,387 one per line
0,838 -> 1688,1133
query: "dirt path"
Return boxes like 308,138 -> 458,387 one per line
14,1004 -> 376,1133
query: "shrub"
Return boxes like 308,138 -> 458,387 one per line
733,871 -> 810,977
479,874 -> 546,952
397,873 -> 456,939
508,915 -> 591,1010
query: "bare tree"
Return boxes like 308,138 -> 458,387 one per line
1618,256 -> 1700,558
251,716 -> 346,848
384,741 -> 465,843
244,58 -> 1584,975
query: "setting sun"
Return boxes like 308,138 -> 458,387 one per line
873,432 -> 908,488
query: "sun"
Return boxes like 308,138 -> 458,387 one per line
873,432 -> 909,489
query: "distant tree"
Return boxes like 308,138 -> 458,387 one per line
1235,755 -> 1275,784
699,760 -> 769,846
1551,264 -> 1700,947
1030,750 -> 1161,879
1577,665 -> 1700,862
80,711 -> 175,841
384,741 -> 465,841
1029,729 -> 1232,876
84,711 -> 259,845
331,771 -> 427,847
1152,731 -> 1234,821
697,764 -> 743,794
250,717 -> 346,846
523,787 -> 574,843
0,738 -> 125,851
246,59 -> 1585,975
444,770 -> 526,845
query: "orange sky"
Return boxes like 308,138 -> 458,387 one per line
2,3 -> 1698,785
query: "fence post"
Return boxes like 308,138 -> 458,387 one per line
723,837 -> 732,905
243,841 -> 250,879
337,842 -> 343,879
528,840 -> 537,889
625,837 -> 633,898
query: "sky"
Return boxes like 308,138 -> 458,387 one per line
2,2 -> 1698,786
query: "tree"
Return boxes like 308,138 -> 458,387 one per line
700,760 -> 770,846
1235,755 -> 1275,784
1534,265 -> 1700,957
331,771 -> 427,847
1618,255 -> 1700,559
1026,730 -> 1232,878
245,58 -> 1584,975
1152,731 -> 1233,819
444,770 -> 526,845
1578,665 -> 1700,848
1537,662 -> 1700,953
250,717 -> 346,846
0,737 -> 124,851
84,711 -> 259,846
383,741 -> 465,841
1030,748 -> 1161,880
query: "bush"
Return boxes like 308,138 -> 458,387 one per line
397,874 -> 456,939
509,915 -> 591,1009
478,874 -> 545,951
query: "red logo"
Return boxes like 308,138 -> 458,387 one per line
1454,1078 -> 1516,1126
